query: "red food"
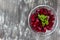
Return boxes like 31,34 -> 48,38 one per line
41,27 -> 46,32
30,14 -> 36,22
36,27 -> 42,32
47,10 -> 51,16
49,15 -> 55,21
49,21 -> 54,27
35,18 -> 39,23
39,8 -> 48,15
30,22 -> 34,26
29,7 -> 55,32
46,26 -> 52,30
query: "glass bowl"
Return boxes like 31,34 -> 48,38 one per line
28,5 -> 58,36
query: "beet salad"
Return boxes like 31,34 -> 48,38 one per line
29,7 -> 55,32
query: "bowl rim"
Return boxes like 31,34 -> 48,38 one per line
28,5 -> 58,36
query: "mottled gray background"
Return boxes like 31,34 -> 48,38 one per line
0,0 -> 60,40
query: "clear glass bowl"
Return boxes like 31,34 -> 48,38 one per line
28,5 -> 58,36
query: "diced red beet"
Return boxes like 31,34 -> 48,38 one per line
36,8 -> 40,13
35,18 -> 39,23
41,27 -> 46,32
39,8 -> 48,15
42,8 -> 48,15
49,21 -> 54,27
33,24 -> 36,27
30,14 -> 35,18
46,25 -> 52,30
46,21 -> 54,30
47,27 -> 52,30
31,27 -> 37,31
49,15 -> 55,21
31,26 -> 41,32
44,27 -> 46,32
49,17 -> 55,22
39,23 -> 42,28
50,15 -> 54,18
34,13 -> 38,17
39,8 -> 44,14
30,14 -> 36,21
30,22 -> 34,26
35,27 -> 42,32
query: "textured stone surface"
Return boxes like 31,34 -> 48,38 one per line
0,0 -> 59,40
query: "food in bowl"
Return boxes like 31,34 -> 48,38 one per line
29,7 -> 55,32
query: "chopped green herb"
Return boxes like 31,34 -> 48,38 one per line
45,19 -> 49,25
42,22 -> 45,27
38,14 -> 48,27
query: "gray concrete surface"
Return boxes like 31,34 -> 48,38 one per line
0,0 -> 60,40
